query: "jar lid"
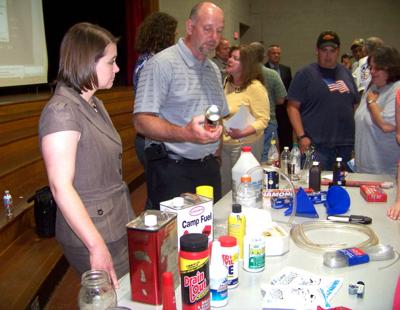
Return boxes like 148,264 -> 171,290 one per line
219,235 -> 237,247
180,233 -> 208,252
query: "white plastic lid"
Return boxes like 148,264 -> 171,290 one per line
172,197 -> 184,207
144,214 -> 157,227
283,146 -> 289,150
312,161 -> 319,165
336,157 -> 342,162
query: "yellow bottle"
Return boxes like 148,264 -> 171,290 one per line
228,203 -> 246,259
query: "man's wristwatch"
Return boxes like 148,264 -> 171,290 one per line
296,134 -> 309,142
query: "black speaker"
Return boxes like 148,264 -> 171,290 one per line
28,186 -> 57,238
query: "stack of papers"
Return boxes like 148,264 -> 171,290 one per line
261,267 -> 343,309
223,104 -> 255,130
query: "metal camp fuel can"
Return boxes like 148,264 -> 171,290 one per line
127,210 -> 179,305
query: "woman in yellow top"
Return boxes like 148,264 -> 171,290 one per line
221,44 -> 270,196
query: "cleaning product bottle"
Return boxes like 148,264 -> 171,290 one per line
210,240 -> 228,307
232,146 -> 263,206
219,235 -> 239,289
243,229 -> 265,273
228,203 -> 246,260
179,234 -> 210,310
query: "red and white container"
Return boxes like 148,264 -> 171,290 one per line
218,236 -> 239,289
127,210 -> 179,305
180,233 -> 210,310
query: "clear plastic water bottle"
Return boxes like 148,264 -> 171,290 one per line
3,190 -> 13,217
289,144 -> 301,181
280,146 -> 290,175
236,174 -> 257,208
302,146 -> 315,181
267,136 -> 280,167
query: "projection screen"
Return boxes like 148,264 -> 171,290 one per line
0,0 -> 47,87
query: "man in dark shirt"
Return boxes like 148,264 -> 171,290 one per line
287,31 -> 360,170
265,44 -> 293,149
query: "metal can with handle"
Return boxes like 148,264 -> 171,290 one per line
127,210 -> 178,305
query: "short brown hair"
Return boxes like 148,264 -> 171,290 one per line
135,12 -> 177,54
368,45 -> 400,84
57,22 -> 118,93
227,44 -> 264,89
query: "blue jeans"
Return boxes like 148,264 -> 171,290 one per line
261,122 -> 278,162
312,145 -> 353,171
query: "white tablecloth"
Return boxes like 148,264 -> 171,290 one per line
116,173 -> 400,309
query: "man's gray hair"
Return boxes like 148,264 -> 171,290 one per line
250,41 -> 265,63
364,37 -> 384,55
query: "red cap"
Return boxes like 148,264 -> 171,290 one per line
219,235 -> 237,247
241,146 -> 252,152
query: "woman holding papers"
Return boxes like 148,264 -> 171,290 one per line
220,44 -> 270,195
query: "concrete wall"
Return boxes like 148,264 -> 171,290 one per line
159,0 -> 400,73
159,0 -> 246,44
246,0 -> 400,72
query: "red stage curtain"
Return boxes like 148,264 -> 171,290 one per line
125,0 -> 144,86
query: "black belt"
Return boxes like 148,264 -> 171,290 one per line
167,152 -> 215,163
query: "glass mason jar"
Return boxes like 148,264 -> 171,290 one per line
78,270 -> 117,310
